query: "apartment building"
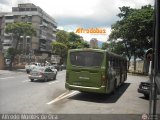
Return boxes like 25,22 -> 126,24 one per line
0,3 -> 57,58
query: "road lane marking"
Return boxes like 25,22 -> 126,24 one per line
48,81 -> 59,85
46,91 -> 78,105
0,77 -> 15,79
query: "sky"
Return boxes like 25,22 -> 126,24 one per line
0,0 -> 154,42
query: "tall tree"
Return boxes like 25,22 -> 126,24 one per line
5,22 -> 36,70
56,30 -> 69,44
101,42 -> 108,50
68,32 -> 89,49
51,41 -> 68,64
54,30 -> 89,63
109,5 -> 154,71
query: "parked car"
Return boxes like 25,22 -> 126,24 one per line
28,67 -> 57,82
25,62 -> 41,73
138,81 -> 160,98
138,81 -> 150,98
52,63 -> 62,71
47,65 -> 57,71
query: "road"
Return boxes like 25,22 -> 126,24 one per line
0,70 -> 159,119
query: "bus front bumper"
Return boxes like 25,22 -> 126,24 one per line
65,83 -> 107,94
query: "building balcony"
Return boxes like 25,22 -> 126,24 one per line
3,39 -> 12,44
52,27 -> 56,32
40,42 -> 46,47
3,45 -> 12,50
52,34 -> 56,38
40,22 -> 48,27
40,47 -> 47,52
5,19 -> 14,23
40,35 -> 47,40
4,33 -> 12,36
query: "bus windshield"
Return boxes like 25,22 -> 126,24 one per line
70,51 -> 104,67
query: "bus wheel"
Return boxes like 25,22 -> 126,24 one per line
144,94 -> 149,99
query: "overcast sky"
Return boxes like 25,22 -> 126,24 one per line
0,0 -> 154,42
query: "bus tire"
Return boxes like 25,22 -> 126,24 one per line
144,94 -> 149,99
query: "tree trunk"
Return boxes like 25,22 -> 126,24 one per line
128,57 -> 131,70
9,37 -> 20,70
124,40 -> 131,70
9,55 -> 14,70
133,51 -> 137,73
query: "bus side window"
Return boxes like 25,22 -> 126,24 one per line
113,57 -> 116,69
117,59 -> 120,68
108,56 -> 111,67
109,56 -> 113,68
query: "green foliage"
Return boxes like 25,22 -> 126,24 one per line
5,22 -> 36,70
52,30 -> 89,63
5,22 -> 36,51
51,41 -> 67,53
51,41 -> 68,63
81,41 -> 90,48
68,32 -> 82,43
56,30 -> 69,44
101,41 -> 125,55
5,22 -> 36,38
56,30 -> 89,49
109,41 -> 126,55
5,48 -> 16,59
109,5 -> 154,61
101,42 -> 108,50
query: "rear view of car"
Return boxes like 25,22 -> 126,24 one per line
28,67 -> 57,82
138,82 -> 151,98
25,62 -> 41,74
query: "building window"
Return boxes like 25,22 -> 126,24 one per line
27,16 -> 32,22
19,8 -> 25,11
26,8 -> 30,11
31,8 -> 37,11
5,16 -> 13,19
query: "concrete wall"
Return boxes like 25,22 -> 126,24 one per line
0,52 -> 5,70
129,60 -> 145,74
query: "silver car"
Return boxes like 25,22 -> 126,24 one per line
28,67 -> 57,82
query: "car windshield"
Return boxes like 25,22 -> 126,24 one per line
32,67 -> 45,72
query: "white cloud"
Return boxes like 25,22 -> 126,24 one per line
0,0 -> 154,42
58,26 -> 111,42
76,27 -> 111,42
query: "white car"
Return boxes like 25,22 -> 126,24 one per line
25,62 -> 41,73
28,67 -> 57,82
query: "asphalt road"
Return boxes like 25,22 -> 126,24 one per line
0,70 -> 159,117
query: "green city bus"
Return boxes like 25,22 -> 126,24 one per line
65,49 -> 127,94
